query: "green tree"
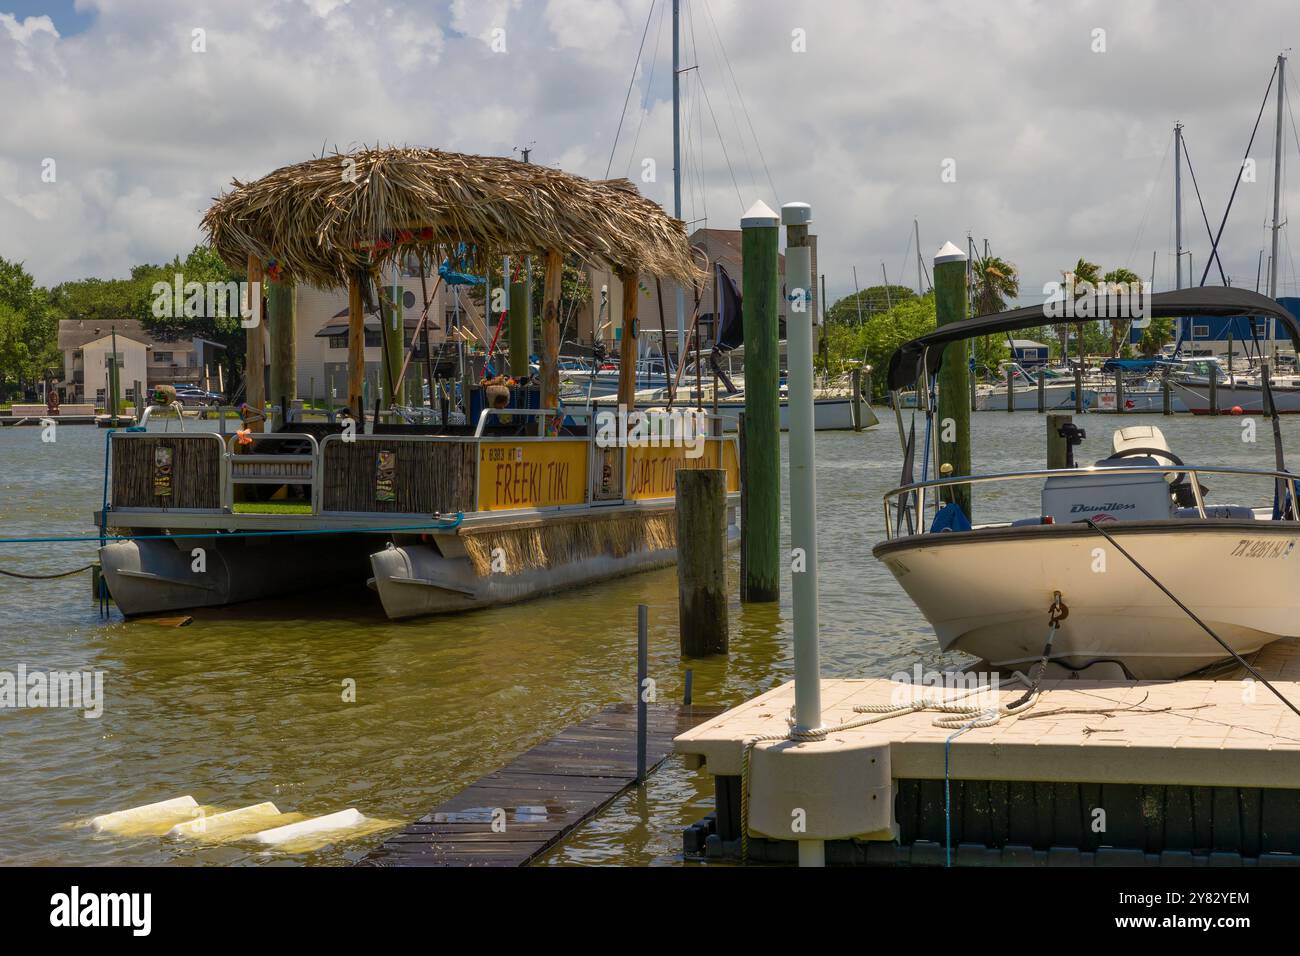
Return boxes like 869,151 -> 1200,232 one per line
1139,317 -> 1176,356
972,256 -> 1019,315
0,257 -> 59,398
825,285 -> 916,326
1103,267 -> 1142,356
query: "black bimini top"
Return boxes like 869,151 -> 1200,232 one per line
886,287 -> 1300,391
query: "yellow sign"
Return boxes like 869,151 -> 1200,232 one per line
477,440 -> 589,511
624,440 -> 740,500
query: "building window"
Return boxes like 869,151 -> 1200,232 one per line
328,335 -> 347,349
95,389 -> 105,405
364,329 -> 381,348
1192,325 -> 1210,338
153,351 -> 172,363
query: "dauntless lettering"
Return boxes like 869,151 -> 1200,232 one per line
1069,502 -> 1137,513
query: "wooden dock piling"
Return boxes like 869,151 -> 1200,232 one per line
740,201 -> 781,603
676,469 -> 728,657
851,367 -> 863,431
1047,412 -> 1071,469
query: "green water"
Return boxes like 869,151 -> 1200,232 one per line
0,413 -> 1293,865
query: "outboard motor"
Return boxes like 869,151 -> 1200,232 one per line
1041,424 -> 1178,523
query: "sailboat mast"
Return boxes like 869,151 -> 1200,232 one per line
1269,53 -> 1285,300
914,218 -> 923,294
1174,123 -> 1183,291
672,0 -> 685,359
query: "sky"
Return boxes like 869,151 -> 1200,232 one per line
2,0 -> 1299,307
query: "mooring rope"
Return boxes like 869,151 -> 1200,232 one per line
0,564 -> 94,580
738,596 -> 1067,864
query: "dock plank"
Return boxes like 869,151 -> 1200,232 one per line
358,702 -> 721,867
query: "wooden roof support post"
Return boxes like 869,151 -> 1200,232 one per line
347,271 -> 366,418
618,267 -> 639,411
267,277 -> 296,430
244,254 -> 266,432
541,248 -> 563,413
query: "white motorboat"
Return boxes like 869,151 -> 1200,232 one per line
876,288 -> 1300,679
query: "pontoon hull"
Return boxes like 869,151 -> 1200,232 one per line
98,534 -> 377,616
370,524 -> 740,619
873,521 -> 1300,679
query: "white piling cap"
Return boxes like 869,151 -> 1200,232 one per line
741,200 -> 780,228
934,240 -> 967,264
781,202 -> 812,226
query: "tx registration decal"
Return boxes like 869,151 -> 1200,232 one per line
1230,538 -> 1296,559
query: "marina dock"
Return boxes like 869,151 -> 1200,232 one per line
675,639 -> 1300,866
360,702 -> 721,867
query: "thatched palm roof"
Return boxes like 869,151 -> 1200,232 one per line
202,147 -> 701,289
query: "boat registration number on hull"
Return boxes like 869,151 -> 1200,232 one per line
1229,538 -> 1296,559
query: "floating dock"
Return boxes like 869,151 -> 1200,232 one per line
675,640 -> 1300,866
360,702 -> 721,867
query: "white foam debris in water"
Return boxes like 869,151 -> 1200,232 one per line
167,802 -> 299,841
90,796 -> 200,835
253,808 -> 365,846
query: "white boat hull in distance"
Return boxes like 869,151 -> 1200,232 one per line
1178,382 -> 1300,414
873,521 -> 1300,679
975,383 -> 1095,411
711,397 -> 873,431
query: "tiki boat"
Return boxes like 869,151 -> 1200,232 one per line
874,288 -> 1300,679
95,148 -> 740,618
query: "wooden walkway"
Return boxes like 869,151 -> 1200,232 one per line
358,702 -> 722,867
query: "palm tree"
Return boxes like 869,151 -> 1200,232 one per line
1103,267 -> 1142,356
972,256 -> 1020,316
1058,258 -> 1100,360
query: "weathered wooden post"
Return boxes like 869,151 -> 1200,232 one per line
676,468 -> 728,657
1114,367 -> 1124,415
1162,370 -> 1173,415
935,241 -> 971,519
106,326 -> 120,422
783,202 -> 822,737
539,250 -> 563,417
617,268 -> 639,412
1036,371 -> 1045,413
508,258 -> 530,380
850,366 -> 862,431
1208,370 -> 1219,415
346,270 -> 365,420
380,267 -> 405,409
267,278 -> 296,431
245,256 -> 266,431
1047,412 -> 1072,469
740,201 -> 780,603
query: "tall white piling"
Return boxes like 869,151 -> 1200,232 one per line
783,201 -> 824,867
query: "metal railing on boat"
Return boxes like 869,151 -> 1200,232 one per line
882,463 -> 1300,539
